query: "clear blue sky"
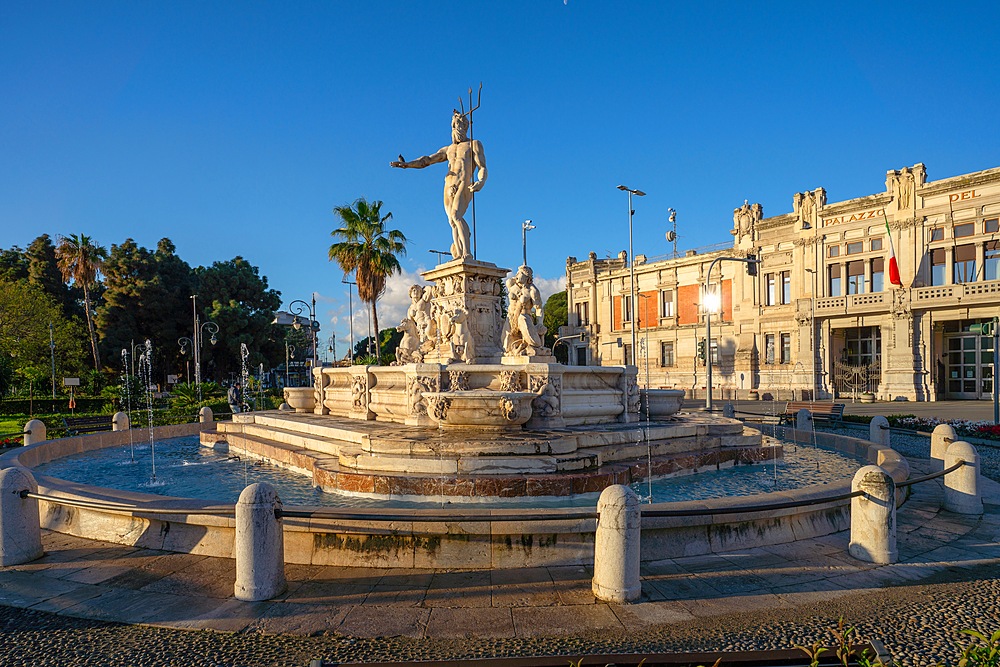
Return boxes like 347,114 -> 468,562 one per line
3,1 -> 999,349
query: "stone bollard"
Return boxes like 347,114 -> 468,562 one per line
592,484 -> 641,603
234,482 -> 286,601
199,406 -> 214,425
869,415 -> 890,447
0,466 -> 43,566
723,403 -> 735,419
112,411 -> 130,432
930,424 -> 957,471
796,408 -> 811,432
848,465 -> 897,564
23,419 -> 46,447
943,441 -> 982,515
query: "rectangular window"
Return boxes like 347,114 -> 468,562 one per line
954,223 -> 975,238
575,346 -> 588,366
575,302 -> 589,326
764,334 -> 775,365
847,260 -> 865,295
954,243 -> 976,283
986,218 -> 999,234
870,238 -> 883,251
871,257 -> 884,292
828,246 -> 840,258
779,333 -> 791,364
623,344 -> 632,366
660,289 -> 674,317
765,273 -> 776,306
710,339 -> 720,365
846,241 -> 864,255
622,295 -> 632,322
930,248 -> 946,286
930,228 -> 944,242
660,341 -> 674,367
828,264 -> 842,297
781,271 -> 791,305
985,241 -> 1000,281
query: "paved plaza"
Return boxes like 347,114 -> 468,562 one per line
1,448 -> 999,665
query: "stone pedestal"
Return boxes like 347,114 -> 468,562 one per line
421,259 -> 509,365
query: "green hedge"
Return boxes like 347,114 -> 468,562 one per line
0,398 -> 111,415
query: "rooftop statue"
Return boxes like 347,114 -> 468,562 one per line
391,109 -> 488,261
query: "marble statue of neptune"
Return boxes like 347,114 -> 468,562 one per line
391,111 -> 488,261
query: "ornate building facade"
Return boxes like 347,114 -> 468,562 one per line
562,163 -> 1000,402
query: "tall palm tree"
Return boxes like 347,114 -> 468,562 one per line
329,199 -> 407,363
56,233 -> 107,371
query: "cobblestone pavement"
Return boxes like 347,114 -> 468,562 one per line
1,432 -> 998,665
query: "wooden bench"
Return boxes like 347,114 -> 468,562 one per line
62,416 -> 114,435
781,401 -> 846,426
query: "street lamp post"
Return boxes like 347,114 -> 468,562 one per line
49,322 -> 56,399
287,294 -> 318,376
617,185 -> 646,362
704,255 -> 761,412
805,267 -> 818,400
342,279 -> 355,364
178,295 -> 219,402
521,220 -> 535,267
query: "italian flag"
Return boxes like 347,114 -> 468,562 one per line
886,218 -> 902,287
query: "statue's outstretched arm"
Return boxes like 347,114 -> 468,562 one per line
390,147 -> 448,169
469,140 -> 488,193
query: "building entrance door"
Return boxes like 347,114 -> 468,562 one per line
946,334 -> 995,399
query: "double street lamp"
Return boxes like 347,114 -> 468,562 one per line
617,184 -> 646,361
177,294 -> 219,402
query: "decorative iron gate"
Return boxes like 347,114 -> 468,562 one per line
832,356 -> 881,400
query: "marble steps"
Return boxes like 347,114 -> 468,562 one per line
206,428 -> 339,480
220,421 -> 353,458
336,445 -> 601,476
242,413 -> 372,446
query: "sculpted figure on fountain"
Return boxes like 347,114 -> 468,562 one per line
449,307 -> 475,363
502,265 -> 550,358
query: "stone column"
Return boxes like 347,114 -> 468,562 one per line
796,408 -> 811,432
869,415 -> 890,447
112,411 -> 130,432
592,485 -> 641,603
944,441 -> 982,515
617,366 -> 640,424
348,367 -> 375,421
234,483 -> 286,601
930,424 -> 956,471
199,406 -> 214,426
525,365 -> 566,430
404,365 -> 443,427
23,419 -> 46,447
848,465 -> 897,564
0,467 -> 43,566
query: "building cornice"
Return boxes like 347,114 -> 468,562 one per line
820,193 -> 893,217
918,167 -> 1000,196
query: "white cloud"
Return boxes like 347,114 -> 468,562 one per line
533,275 -> 566,303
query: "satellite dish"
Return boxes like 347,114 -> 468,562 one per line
665,230 -> 677,242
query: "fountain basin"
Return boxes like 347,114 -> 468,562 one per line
283,387 -> 316,413
423,390 -> 536,431
639,389 -> 685,419
3,421 -> 910,570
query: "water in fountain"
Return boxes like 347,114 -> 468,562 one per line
257,362 -> 265,410
239,342 -> 252,486
138,339 -> 161,484
240,343 -> 251,413
120,348 -> 135,462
